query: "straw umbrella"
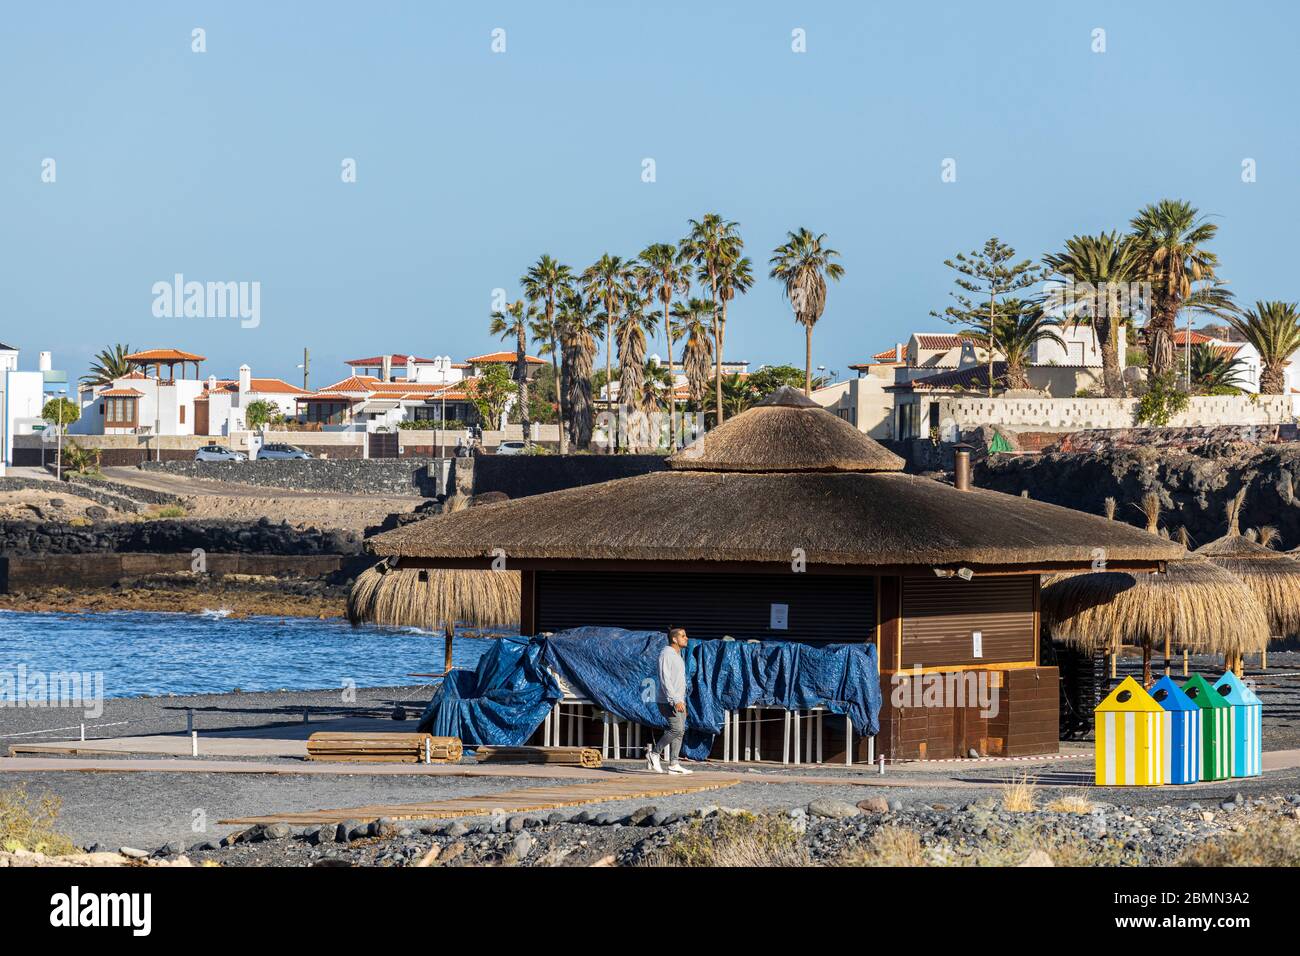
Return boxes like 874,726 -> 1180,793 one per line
1041,558 -> 1269,686
347,560 -> 519,673
1195,489 -> 1300,672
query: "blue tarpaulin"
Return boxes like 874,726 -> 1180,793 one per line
418,627 -> 881,761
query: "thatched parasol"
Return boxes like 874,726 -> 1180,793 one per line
347,560 -> 519,673
1194,489 -> 1300,668
1041,557 -> 1270,685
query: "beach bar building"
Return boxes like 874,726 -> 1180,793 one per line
370,387 -> 1181,761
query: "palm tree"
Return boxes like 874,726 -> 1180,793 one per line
719,372 -> 755,419
580,254 -> 634,418
81,343 -> 134,387
769,228 -> 845,395
671,298 -> 716,408
714,255 -> 754,421
1129,200 -> 1236,376
679,215 -> 746,424
635,243 -> 690,446
521,254 -> 574,452
966,301 -> 1065,390
558,290 -> 600,449
488,298 -> 534,448
1226,300 -> 1300,394
1042,232 -> 1138,398
1189,343 -> 1250,395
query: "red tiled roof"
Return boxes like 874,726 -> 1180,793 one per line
1210,344 -> 1243,359
466,351 -> 545,365
345,354 -> 438,366
203,377 -> 310,396
1173,330 -> 1214,346
99,387 -> 144,397
124,348 -> 206,362
913,334 -> 977,350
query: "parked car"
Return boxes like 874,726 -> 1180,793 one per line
496,440 -> 527,455
195,445 -> 245,462
256,443 -> 313,460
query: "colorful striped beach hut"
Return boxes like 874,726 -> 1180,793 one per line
1213,670 -> 1262,777
1095,676 -> 1165,786
1182,674 -> 1232,781
1149,675 -> 1201,785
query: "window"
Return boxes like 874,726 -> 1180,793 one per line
898,403 -> 921,440
105,397 -> 138,428
179,406 -> 186,424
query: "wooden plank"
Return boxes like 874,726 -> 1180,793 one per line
220,776 -> 741,826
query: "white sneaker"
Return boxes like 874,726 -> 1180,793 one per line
666,762 -> 693,775
646,749 -> 664,773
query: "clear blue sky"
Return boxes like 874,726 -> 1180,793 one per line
3,1 -> 1296,386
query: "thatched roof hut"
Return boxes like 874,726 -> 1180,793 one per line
1041,558 -> 1270,664
367,387 -> 1183,760
1194,492 -> 1300,643
372,387 -> 1183,570
347,561 -> 519,672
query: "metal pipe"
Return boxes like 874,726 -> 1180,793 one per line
954,446 -> 972,491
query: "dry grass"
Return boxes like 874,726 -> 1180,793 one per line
1177,813 -> 1300,867
346,561 -> 519,632
1042,558 -> 1270,658
1044,791 -> 1094,814
0,785 -> 75,856
643,812 -> 811,867
1000,773 -> 1038,812
839,826 -> 928,866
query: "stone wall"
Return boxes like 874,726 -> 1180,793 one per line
140,459 -> 438,496
464,454 -> 669,500
0,518 -> 363,557
937,394 -> 1292,436
0,553 -> 349,592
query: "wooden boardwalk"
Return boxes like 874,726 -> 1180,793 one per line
220,775 -> 742,826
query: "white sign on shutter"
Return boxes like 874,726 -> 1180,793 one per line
770,603 -> 789,630
972,630 -> 983,658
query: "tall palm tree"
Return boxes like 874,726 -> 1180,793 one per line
965,301 -> 1065,390
1189,343 -> 1250,395
635,243 -> 690,446
671,298 -> 716,408
1129,200 -> 1236,376
488,299 -> 534,448
521,254 -> 574,452
714,254 -> 754,421
679,215 -> 746,424
557,290 -> 600,449
1226,300 -> 1300,394
81,343 -> 134,387
1042,232 -> 1138,398
580,254 -> 634,418
769,228 -> 845,395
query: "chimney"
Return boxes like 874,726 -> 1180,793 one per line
207,373 -> 217,394
953,444 -> 972,492
895,342 -> 903,363
381,355 -> 392,382
238,364 -> 252,395
38,351 -> 52,372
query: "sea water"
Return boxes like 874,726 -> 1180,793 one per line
0,610 -> 507,699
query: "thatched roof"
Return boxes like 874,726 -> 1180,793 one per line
346,561 -> 519,632
371,468 -> 1183,568
1195,532 -> 1300,640
1041,558 -> 1270,657
667,386 -> 906,473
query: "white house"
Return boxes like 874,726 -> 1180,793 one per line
0,343 -> 57,469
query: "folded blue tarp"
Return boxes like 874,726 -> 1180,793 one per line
418,627 -> 881,761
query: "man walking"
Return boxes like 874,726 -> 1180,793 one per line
647,627 -> 692,775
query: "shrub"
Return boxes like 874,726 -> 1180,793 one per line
1135,371 -> 1190,426
153,504 -> 188,518
644,812 -> 810,867
0,785 -> 75,856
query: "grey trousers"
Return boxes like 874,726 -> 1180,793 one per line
654,703 -> 685,763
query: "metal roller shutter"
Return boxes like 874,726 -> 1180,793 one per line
900,575 -> 1035,667
536,570 -> 876,645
